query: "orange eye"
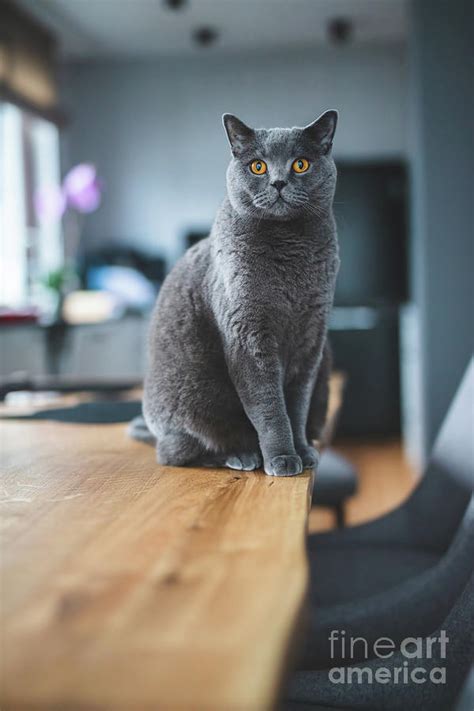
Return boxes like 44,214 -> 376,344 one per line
250,159 -> 267,175
292,157 -> 310,173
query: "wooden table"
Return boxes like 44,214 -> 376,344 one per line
1,377 -> 342,710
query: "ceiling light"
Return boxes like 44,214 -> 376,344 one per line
193,26 -> 218,48
163,0 -> 188,11
328,18 -> 353,45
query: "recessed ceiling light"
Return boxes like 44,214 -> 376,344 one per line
163,0 -> 188,11
193,26 -> 218,48
328,18 -> 353,45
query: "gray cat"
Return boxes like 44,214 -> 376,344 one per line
130,111 -> 340,476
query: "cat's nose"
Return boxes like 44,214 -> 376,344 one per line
271,180 -> 287,193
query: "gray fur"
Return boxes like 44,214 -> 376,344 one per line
138,111 -> 340,476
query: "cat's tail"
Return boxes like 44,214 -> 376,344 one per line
128,415 -> 156,445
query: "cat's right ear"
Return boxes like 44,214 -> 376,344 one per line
303,110 -> 338,153
222,114 -> 254,157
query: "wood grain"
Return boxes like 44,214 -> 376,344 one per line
1,417 -> 313,710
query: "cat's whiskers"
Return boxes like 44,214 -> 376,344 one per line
255,206 -> 269,232
301,203 -> 330,223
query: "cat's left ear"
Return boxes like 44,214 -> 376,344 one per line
303,110 -> 338,153
222,114 -> 254,157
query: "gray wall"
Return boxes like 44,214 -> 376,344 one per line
410,0 -> 474,451
62,45 -> 408,265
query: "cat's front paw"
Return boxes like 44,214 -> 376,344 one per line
296,445 -> 320,470
265,454 -> 303,477
226,452 -> 263,471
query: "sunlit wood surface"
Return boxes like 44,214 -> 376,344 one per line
1,420 -> 313,709
1,376 -> 342,709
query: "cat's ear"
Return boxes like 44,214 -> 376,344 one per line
222,114 -> 254,156
303,110 -> 338,153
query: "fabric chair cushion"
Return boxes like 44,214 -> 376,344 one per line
307,542 -> 440,605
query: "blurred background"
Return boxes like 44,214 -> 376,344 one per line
0,0 -> 472,512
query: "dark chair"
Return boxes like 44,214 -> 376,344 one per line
286,359 -> 474,710
312,449 -> 358,527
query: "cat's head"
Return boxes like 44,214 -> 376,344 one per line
223,111 -> 338,221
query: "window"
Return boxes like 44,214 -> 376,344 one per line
0,101 -> 63,309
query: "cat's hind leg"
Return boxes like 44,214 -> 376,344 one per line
158,431 -> 262,471
128,415 -> 156,445
157,429 -> 208,466
128,413 -> 204,463
132,413 -> 262,469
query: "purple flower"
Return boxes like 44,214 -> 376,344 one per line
63,163 -> 102,213
34,184 -> 66,224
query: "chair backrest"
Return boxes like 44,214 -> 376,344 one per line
429,357 -> 474,491
312,359 -> 474,551
404,358 -> 474,548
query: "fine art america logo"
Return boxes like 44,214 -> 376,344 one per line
328,630 -> 449,685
